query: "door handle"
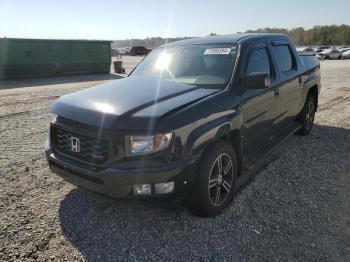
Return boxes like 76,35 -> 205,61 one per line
274,88 -> 279,96
298,76 -> 303,84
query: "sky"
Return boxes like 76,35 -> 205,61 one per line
1,0 -> 350,40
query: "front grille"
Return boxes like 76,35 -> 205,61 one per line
52,126 -> 110,165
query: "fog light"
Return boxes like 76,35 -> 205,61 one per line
133,184 -> 151,195
155,182 -> 174,194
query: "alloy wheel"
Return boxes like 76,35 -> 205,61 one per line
208,153 -> 234,206
305,99 -> 315,129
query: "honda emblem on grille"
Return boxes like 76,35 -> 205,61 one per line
69,136 -> 80,153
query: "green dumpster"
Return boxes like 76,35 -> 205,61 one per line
0,38 -> 112,80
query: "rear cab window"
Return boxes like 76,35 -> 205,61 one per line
273,45 -> 294,72
271,40 -> 298,81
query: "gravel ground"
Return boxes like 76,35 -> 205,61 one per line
0,59 -> 349,261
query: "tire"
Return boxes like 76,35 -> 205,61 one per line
338,56 -> 342,60
296,94 -> 316,136
187,140 -> 238,217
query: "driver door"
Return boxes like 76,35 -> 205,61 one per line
239,42 -> 280,159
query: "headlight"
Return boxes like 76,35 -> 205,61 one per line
126,133 -> 173,156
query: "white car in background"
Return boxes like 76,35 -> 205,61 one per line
339,47 -> 350,54
317,48 -> 342,60
315,46 -> 331,54
297,47 -> 316,55
342,50 -> 350,59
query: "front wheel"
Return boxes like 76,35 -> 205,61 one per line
296,95 -> 316,136
187,140 -> 238,217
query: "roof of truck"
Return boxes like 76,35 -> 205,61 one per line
163,33 -> 288,47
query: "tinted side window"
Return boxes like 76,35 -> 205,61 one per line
272,45 -> 294,72
246,48 -> 270,76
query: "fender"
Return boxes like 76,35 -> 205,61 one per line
303,70 -> 320,91
183,110 -> 243,161
301,69 -> 321,111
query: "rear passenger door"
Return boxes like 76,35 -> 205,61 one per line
239,42 -> 279,158
269,40 -> 301,125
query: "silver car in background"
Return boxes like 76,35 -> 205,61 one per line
317,48 -> 342,60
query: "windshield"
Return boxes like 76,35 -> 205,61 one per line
130,44 -> 237,88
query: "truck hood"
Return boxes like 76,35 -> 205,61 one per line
51,76 -> 219,131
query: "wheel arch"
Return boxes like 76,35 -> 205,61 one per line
307,85 -> 319,111
189,124 -> 243,177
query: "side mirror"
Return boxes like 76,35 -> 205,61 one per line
243,72 -> 271,89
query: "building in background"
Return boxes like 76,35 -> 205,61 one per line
0,38 -> 112,80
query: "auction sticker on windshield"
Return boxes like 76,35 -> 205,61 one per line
204,48 -> 232,55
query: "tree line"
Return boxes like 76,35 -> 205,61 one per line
112,25 -> 350,49
112,37 -> 193,49
245,25 -> 350,46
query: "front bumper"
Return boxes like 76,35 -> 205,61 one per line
45,141 -> 198,198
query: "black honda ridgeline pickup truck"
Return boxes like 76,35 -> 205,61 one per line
45,34 -> 320,217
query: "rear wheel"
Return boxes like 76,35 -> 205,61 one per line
187,140 -> 238,217
296,95 -> 316,136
